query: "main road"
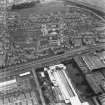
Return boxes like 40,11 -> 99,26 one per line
0,44 -> 105,78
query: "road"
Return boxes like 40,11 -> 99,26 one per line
0,44 -> 105,78
65,0 -> 105,20
67,0 -> 105,13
